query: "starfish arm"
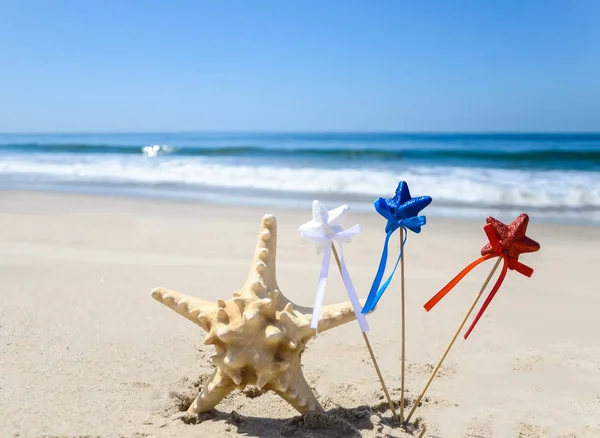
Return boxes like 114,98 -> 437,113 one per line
393,180 -> 412,205
521,236 -> 541,252
187,369 -> 236,413
298,219 -> 323,234
375,198 -> 395,221
400,195 -> 432,219
271,364 -> 323,414
511,214 -> 530,239
151,287 -> 216,331
242,214 -> 279,296
311,200 -> 329,224
326,204 -> 350,226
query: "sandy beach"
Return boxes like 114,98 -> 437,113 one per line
1,189 -> 599,438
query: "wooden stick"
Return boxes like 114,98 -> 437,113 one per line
400,226 -> 406,422
418,425 -> 427,438
330,244 -> 399,422
361,332 -> 399,421
404,257 -> 502,424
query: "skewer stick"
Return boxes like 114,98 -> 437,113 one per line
404,257 -> 502,424
331,244 -> 399,422
400,226 -> 406,422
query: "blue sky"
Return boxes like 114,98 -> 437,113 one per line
1,0 -> 599,132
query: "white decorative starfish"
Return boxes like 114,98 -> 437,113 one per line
298,201 -> 359,254
299,200 -> 368,332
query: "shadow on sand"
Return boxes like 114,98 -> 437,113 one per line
175,398 -> 426,438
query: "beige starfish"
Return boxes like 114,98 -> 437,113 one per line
151,214 -> 365,415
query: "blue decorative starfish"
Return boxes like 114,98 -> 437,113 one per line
362,181 -> 432,314
376,181 -> 432,234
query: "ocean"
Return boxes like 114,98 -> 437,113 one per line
1,132 -> 599,225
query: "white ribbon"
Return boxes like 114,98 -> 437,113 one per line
299,201 -> 370,333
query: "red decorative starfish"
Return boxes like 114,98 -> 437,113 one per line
481,214 -> 540,265
424,214 -> 540,339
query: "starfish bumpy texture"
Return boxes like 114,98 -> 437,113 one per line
151,214 -> 364,415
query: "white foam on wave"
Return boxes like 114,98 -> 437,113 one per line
1,154 -> 599,211
141,144 -> 175,157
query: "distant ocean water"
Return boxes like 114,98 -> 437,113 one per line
1,132 -> 599,224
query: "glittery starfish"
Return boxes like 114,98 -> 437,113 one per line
481,214 -> 541,262
464,213 -> 540,338
377,181 -> 432,233
424,213 -> 541,339
151,215 -> 364,415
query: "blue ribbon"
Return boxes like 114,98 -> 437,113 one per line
361,215 -> 426,314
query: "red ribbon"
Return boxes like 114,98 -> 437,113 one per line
423,223 -> 534,339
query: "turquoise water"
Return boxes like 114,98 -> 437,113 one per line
1,132 -> 599,223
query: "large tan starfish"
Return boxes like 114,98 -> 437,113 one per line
151,214 -> 364,414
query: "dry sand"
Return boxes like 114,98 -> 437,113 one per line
0,190 -> 599,437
